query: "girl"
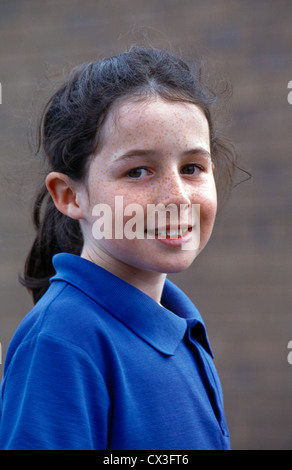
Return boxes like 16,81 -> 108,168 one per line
0,47 -> 235,450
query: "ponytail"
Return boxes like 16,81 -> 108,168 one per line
21,184 -> 83,303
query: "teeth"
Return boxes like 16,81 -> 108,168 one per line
147,228 -> 189,237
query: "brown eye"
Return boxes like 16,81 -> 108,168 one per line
127,168 -> 148,179
181,164 -> 198,175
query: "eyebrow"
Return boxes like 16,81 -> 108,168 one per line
114,147 -> 211,162
115,149 -> 153,162
182,148 -> 211,159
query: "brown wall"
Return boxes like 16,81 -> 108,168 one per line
0,0 -> 291,449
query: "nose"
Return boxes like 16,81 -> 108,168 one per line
149,170 -> 194,230
155,170 -> 192,208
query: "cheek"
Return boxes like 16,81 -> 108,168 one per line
197,184 -> 217,234
201,199 -> 217,228
88,186 -> 148,240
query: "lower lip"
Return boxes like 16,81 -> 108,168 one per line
146,228 -> 193,247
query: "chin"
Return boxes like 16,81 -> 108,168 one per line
151,252 -> 201,274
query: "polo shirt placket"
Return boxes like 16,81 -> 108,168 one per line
186,321 -> 230,437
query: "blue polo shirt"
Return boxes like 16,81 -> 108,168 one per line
0,253 -> 230,450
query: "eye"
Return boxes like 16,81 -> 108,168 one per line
127,167 -> 149,179
181,164 -> 202,175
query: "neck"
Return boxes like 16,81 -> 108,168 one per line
81,247 -> 166,304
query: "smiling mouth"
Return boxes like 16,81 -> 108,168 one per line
145,226 -> 192,238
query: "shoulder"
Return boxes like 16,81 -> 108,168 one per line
5,279 -> 115,374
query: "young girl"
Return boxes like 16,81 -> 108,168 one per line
0,47 -> 235,450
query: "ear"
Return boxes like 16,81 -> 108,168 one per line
45,172 -> 84,220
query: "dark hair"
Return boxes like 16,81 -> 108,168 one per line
21,46 -> 242,303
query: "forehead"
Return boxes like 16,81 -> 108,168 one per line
100,97 -> 210,150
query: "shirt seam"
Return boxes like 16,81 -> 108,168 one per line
1,283 -> 67,389
2,330 -> 110,407
3,283 -> 109,395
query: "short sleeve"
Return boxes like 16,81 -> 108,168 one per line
0,333 -> 110,450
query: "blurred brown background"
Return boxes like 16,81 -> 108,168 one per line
0,0 -> 291,450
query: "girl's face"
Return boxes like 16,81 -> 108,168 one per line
79,97 -> 217,276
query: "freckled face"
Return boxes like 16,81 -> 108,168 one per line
80,97 -> 217,274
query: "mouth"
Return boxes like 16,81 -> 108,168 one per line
145,226 -> 193,239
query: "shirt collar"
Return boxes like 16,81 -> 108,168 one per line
51,253 -> 213,357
